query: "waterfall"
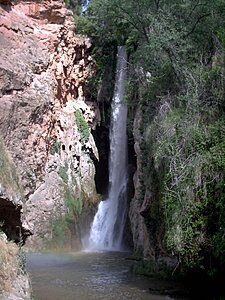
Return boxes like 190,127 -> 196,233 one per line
82,0 -> 90,12
88,46 -> 128,251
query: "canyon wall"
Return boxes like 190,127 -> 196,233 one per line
129,107 -> 164,261
0,0 -> 100,250
0,132 -> 31,299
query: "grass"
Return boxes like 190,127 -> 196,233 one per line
58,163 -> 69,183
50,138 -> 62,155
0,136 -> 23,196
130,258 -> 173,279
75,109 -> 90,144
0,238 -> 19,294
50,186 -> 84,248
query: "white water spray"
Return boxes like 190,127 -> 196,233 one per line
88,46 -> 128,251
82,0 -> 89,12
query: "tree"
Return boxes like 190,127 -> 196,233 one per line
75,0 -> 225,279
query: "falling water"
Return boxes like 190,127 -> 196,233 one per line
88,46 -> 128,251
82,0 -> 90,12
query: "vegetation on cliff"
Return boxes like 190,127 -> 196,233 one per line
0,136 -> 23,197
0,237 -> 18,294
74,0 -> 225,285
75,109 -> 90,144
0,234 -> 31,299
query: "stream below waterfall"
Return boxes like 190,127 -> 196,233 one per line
26,251 -> 186,300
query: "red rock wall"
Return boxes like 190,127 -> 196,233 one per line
0,0 -> 100,249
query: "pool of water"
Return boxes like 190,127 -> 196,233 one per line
26,251 -> 180,300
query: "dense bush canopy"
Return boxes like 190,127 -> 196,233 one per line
74,0 -> 225,280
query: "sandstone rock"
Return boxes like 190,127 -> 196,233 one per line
25,171 -> 65,249
0,136 -> 31,244
0,0 -> 100,250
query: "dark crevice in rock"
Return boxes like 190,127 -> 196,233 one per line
80,144 -> 99,174
32,63 -> 49,75
29,103 -> 51,124
127,136 -> 136,204
4,89 -> 14,95
74,48 -> 83,63
57,119 -> 64,131
91,126 -> 109,196
124,138 -> 136,250
0,198 -> 31,244
0,0 -> 12,9
0,67 -> 25,96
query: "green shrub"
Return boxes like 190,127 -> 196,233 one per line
146,98 -> 225,270
18,248 -> 26,275
75,110 -> 90,144
58,163 -> 69,183
64,186 -> 83,216
52,217 -> 68,246
64,0 -> 82,14
131,259 -> 173,279
51,187 -> 84,246
50,138 -> 61,155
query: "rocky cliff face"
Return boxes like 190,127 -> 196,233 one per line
0,234 -> 31,300
129,108 -> 154,259
0,0 -> 100,250
129,106 -> 166,263
0,135 -> 31,299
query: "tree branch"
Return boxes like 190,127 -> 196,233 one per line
187,2 -> 207,20
115,3 -> 150,43
154,0 -> 161,11
186,13 -> 210,37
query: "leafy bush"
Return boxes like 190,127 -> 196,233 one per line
64,0 -> 82,15
75,0 -> 225,277
51,217 -> 68,246
146,91 -> 225,270
75,109 -> 90,144
54,158 -> 84,247
51,187 -> 84,247
50,138 -> 61,155
58,163 -> 69,183
64,186 -> 83,216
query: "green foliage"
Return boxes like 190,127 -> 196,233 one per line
51,185 -> 84,247
17,228 -> 26,275
131,259 -> 157,277
54,158 -> 84,246
54,161 -> 84,239
146,91 -> 225,269
77,0 -> 225,277
64,186 -> 83,216
58,163 -> 69,183
64,0 -> 82,15
75,109 -> 90,144
52,217 -> 68,246
131,258 -> 173,279
74,0 -> 130,45
18,247 -> 26,275
51,187 -> 84,246
0,136 -> 23,196
50,138 -> 61,155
